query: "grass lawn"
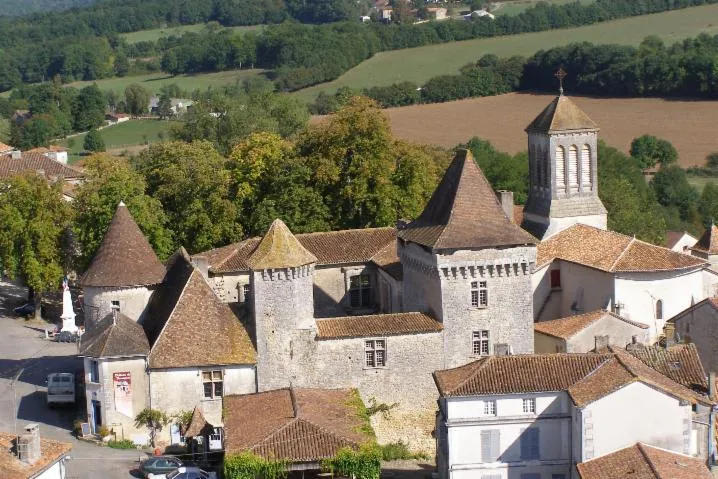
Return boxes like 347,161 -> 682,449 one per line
121,23 -> 264,44
687,175 -> 718,193
492,0 -> 594,16
293,3 -> 718,102
57,119 -> 180,163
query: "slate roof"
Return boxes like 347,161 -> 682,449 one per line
196,227 -> 396,274
397,149 -> 537,250
433,351 -> 710,407
534,310 -> 648,340
246,219 -> 317,270
577,443 -> 712,479
223,388 -> 372,463
0,432 -> 72,479
0,152 -> 83,179
79,202 -> 166,288
692,224 -> 718,254
525,95 -> 598,133
623,343 -> 708,393
536,224 -> 706,273
144,249 -> 256,369
316,312 -> 442,339
78,312 -> 150,358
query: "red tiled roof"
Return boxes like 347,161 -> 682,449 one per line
623,343 -> 708,393
316,312 -> 442,339
0,432 -> 71,479
534,310 -> 648,340
692,224 -> 718,254
577,443 -> 712,479
0,152 -> 82,180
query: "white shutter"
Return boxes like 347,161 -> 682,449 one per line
555,146 -> 566,193
481,429 -> 500,463
568,146 -> 579,193
581,144 -> 592,189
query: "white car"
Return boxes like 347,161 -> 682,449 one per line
148,466 -> 211,479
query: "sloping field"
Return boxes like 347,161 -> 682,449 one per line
381,92 -> 718,167
121,24 -> 263,44
295,3 -> 718,102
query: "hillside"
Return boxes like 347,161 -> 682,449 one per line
0,0 -> 95,16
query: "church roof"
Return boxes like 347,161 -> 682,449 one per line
144,249 -> 256,369
534,310 -> 648,340
79,202 -> 166,288
78,311 -> 150,358
525,95 -> 598,133
247,219 -> 317,270
536,224 -> 706,273
397,149 -> 537,250
691,224 -> 718,254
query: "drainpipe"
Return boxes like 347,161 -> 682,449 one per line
709,372 -> 715,470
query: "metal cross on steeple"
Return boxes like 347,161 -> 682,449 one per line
554,67 -> 567,95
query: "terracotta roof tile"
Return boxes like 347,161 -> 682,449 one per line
397,149 -> 537,250
146,250 -> 256,369
370,241 -> 402,281
692,224 -> 718,254
0,432 -> 71,479
577,443 -> 712,479
512,204 -> 524,225
223,388 -> 372,463
247,219 -> 317,270
78,312 -> 150,358
534,310 -> 648,340
526,95 -> 598,133
624,343 -> 708,393
80,203 -> 166,287
537,224 -> 706,272
184,407 -> 214,438
316,312 -> 442,339
0,152 -> 82,179
0,142 -> 13,152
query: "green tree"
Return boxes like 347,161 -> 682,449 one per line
134,408 -> 168,448
463,137 -> 529,204
705,152 -> 718,170
73,154 -> 174,269
83,128 -> 105,152
0,173 -> 73,319
650,166 -> 699,221
157,93 -> 172,119
630,135 -> 678,169
124,83 -> 151,116
698,182 -> 718,227
113,52 -> 130,77
73,84 -> 106,131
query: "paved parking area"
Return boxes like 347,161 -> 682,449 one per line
0,280 -> 142,478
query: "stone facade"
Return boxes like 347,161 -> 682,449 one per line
82,285 -> 154,330
670,300 -> 718,373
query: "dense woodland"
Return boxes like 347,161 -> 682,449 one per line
0,0 -> 95,17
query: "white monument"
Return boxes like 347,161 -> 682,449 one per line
60,278 -> 78,333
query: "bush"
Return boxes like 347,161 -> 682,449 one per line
379,441 -> 430,461
84,129 -> 106,152
107,439 -> 136,449
97,425 -> 112,437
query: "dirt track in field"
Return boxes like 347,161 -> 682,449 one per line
378,92 -> 718,167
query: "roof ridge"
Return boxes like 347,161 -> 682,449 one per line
450,356 -> 492,395
609,236 -> 635,272
297,226 -> 395,238
636,443 -> 661,479
253,416 -> 353,451
148,268 -> 195,356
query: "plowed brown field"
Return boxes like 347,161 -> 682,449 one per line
379,93 -> 718,167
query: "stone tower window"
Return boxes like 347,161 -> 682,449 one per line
471,281 -> 488,308
568,145 -> 579,193
365,339 -> 386,368
555,145 -> 566,194
472,330 -> 490,356
581,144 -> 592,189
349,274 -> 371,308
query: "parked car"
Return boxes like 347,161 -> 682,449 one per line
140,456 -> 183,478
13,302 -> 45,317
150,466 -> 210,479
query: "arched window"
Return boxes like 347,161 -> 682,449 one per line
581,144 -> 592,190
656,299 -> 663,320
568,145 -> 579,193
555,145 -> 566,194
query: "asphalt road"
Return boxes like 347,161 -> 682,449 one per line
0,279 -> 143,478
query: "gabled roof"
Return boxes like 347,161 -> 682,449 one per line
247,219 -> 317,270
397,149 -> 537,250
536,224 -> 706,273
0,151 -> 82,180
144,249 -> 256,369
79,202 -> 166,288
316,312 -> 442,339
184,407 -> 214,438
667,297 -> 718,325
433,351 -> 710,407
692,224 -> 718,254
665,230 -> 696,250
534,310 -> 648,340
0,432 -> 72,479
223,388 -> 372,463
577,443 -> 712,479
78,312 -> 150,358
623,343 -> 708,393
525,95 -> 598,133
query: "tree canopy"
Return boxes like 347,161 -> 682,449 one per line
630,134 -> 679,169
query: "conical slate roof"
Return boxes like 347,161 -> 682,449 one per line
247,219 -> 317,269
79,202 -> 166,287
397,149 -> 537,250
526,95 -> 598,133
692,224 -> 718,254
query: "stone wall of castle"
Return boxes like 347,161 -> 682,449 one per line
83,285 -> 155,330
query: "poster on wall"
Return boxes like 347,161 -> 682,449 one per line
113,372 -> 133,418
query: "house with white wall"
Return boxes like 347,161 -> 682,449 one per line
666,231 -> 698,254
433,351 -> 712,479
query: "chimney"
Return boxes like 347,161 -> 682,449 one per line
496,190 -> 514,220
11,150 -> 21,160
664,321 -> 676,346
594,335 -> 610,351
191,256 -> 209,279
289,385 -> 299,418
17,423 -> 41,464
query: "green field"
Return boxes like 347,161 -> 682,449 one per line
492,0 -> 594,16
294,3 -> 718,102
58,119 -> 180,161
687,175 -> 718,193
121,23 -> 264,44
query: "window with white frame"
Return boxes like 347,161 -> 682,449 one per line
480,429 -> 500,463
365,339 -> 385,368
471,281 -> 488,307
89,360 -> 99,383
522,398 -> 536,414
473,330 -> 490,356
520,427 -> 540,460
202,370 -> 223,399
111,300 -> 120,311
242,284 -> 251,303
349,274 -> 371,308
483,400 -> 496,416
